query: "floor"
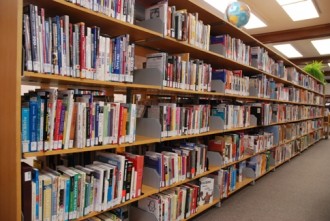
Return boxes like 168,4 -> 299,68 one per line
194,139 -> 330,221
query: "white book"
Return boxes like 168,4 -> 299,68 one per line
105,37 -> 111,81
37,15 -> 44,73
86,27 -> 92,79
131,169 -> 137,199
85,164 -> 105,212
95,152 -> 125,205
93,162 -> 110,210
38,97 -> 45,151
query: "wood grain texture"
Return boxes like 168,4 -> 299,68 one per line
0,0 -> 22,220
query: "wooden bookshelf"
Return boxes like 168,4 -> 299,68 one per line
4,0 -> 325,220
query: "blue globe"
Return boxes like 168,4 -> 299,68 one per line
226,2 -> 251,28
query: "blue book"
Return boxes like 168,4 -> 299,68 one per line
21,103 -> 30,153
212,69 -> 226,82
32,168 -> 39,220
55,16 -> 62,74
114,36 -> 121,75
29,98 -> 38,152
210,35 -> 225,44
64,177 -> 70,221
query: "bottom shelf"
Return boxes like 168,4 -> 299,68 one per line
228,178 -> 254,196
183,198 -> 221,221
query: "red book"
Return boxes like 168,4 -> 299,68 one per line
117,105 -> 125,143
53,99 -> 63,150
123,152 -> 144,197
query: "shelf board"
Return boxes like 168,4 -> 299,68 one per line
228,178 -> 254,196
183,198 -> 221,221
159,165 -> 221,192
22,72 -> 324,105
22,135 -> 159,157
76,184 -> 158,221
25,0 -> 162,42
22,72 -> 162,90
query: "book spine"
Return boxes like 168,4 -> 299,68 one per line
29,99 -> 38,152
21,106 -> 30,153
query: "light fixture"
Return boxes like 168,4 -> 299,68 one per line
311,39 -> 330,55
273,44 -> 303,58
276,0 -> 319,21
328,63 -> 330,67
244,13 -> 267,29
203,0 -> 236,13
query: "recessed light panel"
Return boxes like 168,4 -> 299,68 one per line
277,0 -> 319,21
203,0 -> 236,13
244,13 -> 267,29
311,39 -> 330,55
273,44 -> 303,58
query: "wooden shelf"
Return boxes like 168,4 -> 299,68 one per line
22,135 -> 159,158
228,178 -> 254,196
160,165 -> 221,192
25,0 -> 162,42
22,72 -> 324,106
183,198 -> 221,221
76,184 -> 159,221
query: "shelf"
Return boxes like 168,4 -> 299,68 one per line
255,166 -> 275,180
22,135 -> 159,158
76,184 -> 159,221
22,72 -> 324,107
25,0 -> 162,42
228,178 -> 255,196
22,72 -> 162,90
182,198 -> 221,221
159,165 -> 221,192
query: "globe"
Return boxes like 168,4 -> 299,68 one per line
226,2 -> 251,28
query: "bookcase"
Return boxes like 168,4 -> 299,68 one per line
0,0 -> 325,220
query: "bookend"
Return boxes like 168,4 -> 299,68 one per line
129,206 -> 158,221
136,118 -> 162,138
211,79 -> 225,93
133,68 -> 164,87
209,116 -> 225,130
209,44 -> 226,57
207,151 -> 224,167
136,18 -> 165,36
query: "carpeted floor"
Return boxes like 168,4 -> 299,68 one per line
194,139 -> 330,221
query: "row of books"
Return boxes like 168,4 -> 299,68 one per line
85,209 -> 125,221
212,70 -> 324,104
144,1 -> 210,50
208,34 -> 324,93
210,35 -> 251,66
145,142 -> 207,188
273,141 -> 296,165
147,103 -> 210,138
146,52 -> 212,91
23,5 -> 135,82
211,103 -> 322,129
137,177 -> 215,221
208,131 -> 274,165
66,0 -> 135,24
21,152 -> 144,221
21,89 -> 137,153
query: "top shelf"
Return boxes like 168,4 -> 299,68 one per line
167,0 -> 323,84
25,0 -> 163,42
25,0 -> 324,87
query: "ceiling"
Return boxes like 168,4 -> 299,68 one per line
239,0 -> 330,77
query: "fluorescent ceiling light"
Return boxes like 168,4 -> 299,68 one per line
244,13 -> 267,29
203,0 -> 236,13
277,0 -> 319,21
273,44 -> 303,58
311,39 -> 330,55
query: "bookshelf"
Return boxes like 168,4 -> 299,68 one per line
0,0 -> 326,220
